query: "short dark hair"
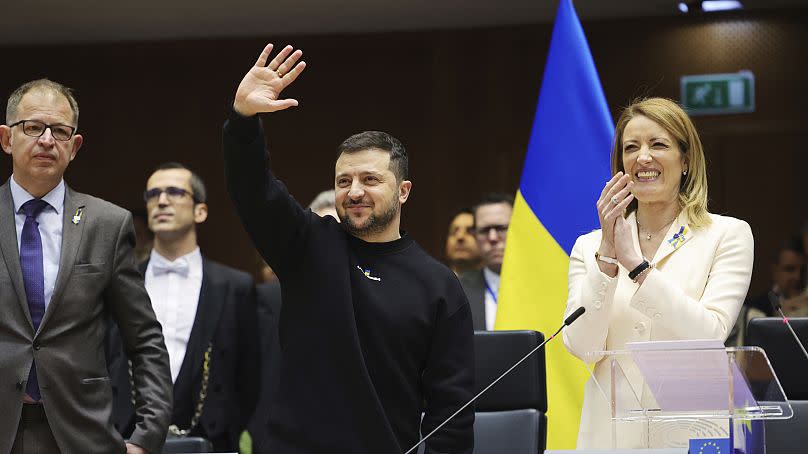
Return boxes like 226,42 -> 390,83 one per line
473,192 -> 514,220
452,207 -> 475,219
773,236 -> 806,263
336,131 -> 408,182
151,162 -> 207,203
6,79 -> 80,128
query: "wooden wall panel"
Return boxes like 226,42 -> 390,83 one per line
1,8 -> 806,296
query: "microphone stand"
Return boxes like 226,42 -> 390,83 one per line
768,292 -> 808,361
404,307 -> 586,454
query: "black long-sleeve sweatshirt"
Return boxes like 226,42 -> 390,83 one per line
223,111 -> 474,454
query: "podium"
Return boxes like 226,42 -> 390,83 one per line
586,340 -> 792,452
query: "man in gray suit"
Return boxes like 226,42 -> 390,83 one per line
0,79 -> 172,453
459,193 -> 514,331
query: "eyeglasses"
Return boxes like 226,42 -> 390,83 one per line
473,224 -> 509,239
143,186 -> 196,203
9,120 -> 76,141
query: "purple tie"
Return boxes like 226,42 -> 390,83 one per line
20,198 -> 50,401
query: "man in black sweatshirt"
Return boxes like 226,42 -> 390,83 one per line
223,43 -> 475,454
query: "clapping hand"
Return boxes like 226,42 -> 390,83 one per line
234,43 -> 307,117
596,172 -> 633,258
595,172 -> 644,273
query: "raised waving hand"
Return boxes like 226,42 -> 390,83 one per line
234,43 -> 306,117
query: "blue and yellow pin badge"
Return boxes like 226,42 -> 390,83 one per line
356,265 -> 381,282
72,207 -> 83,225
667,225 -> 689,250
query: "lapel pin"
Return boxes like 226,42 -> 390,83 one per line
668,225 -> 689,250
72,207 -> 83,225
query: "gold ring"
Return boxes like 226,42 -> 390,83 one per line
277,71 -> 284,78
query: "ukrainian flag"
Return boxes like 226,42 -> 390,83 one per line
494,0 -> 613,449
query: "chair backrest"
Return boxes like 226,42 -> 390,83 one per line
162,437 -> 213,454
473,330 -> 547,412
475,409 -> 544,454
472,330 -> 547,454
417,409 -> 545,454
764,399 -> 808,454
746,317 -> 808,400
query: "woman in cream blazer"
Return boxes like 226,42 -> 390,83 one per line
563,98 -> 754,449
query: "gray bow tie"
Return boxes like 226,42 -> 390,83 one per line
152,258 -> 190,277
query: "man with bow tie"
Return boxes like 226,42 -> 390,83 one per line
107,162 -> 260,452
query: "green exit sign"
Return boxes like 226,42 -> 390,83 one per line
680,71 -> 755,115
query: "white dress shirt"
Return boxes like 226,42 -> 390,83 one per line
145,247 -> 203,383
483,267 -> 500,331
10,176 -> 64,312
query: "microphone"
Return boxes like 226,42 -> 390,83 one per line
404,306 -> 587,454
565,306 -> 586,326
767,292 -> 808,361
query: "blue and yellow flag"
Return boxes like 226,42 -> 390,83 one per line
495,0 -> 613,449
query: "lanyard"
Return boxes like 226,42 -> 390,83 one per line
484,277 -> 498,305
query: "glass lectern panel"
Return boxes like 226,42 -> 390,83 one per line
585,342 -> 791,449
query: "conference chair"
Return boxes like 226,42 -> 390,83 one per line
764,399 -> 808,454
745,317 -> 808,453
472,330 -> 547,454
745,317 -> 808,400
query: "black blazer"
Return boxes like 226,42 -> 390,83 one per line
248,280 -> 283,454
459,269 -> 487,330
107,256 -> 260,452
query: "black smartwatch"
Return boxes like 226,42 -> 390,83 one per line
628,260 -> 650,281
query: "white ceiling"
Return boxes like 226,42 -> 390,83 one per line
1,0 -> 806,46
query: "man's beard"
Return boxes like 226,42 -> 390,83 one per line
341,198 -> 399,238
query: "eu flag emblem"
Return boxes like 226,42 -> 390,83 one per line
689,438 -> 731,453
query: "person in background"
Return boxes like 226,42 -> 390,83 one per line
727,236 -> 805,346
108,162 -> 259,452
459,193 -> 514,330
309,189 -> 338,220
445,208 -> 481,276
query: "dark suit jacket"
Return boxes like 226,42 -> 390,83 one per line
108,256 -> 260,452
248,281 -> 282,454
459,269 -> 487,330
0,181 -> 172,454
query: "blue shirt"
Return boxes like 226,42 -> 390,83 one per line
10,176 -> 65,311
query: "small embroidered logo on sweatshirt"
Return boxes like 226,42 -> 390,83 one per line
356,265 -> 381,282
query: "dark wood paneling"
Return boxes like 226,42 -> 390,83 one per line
2,8 -> 806,295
